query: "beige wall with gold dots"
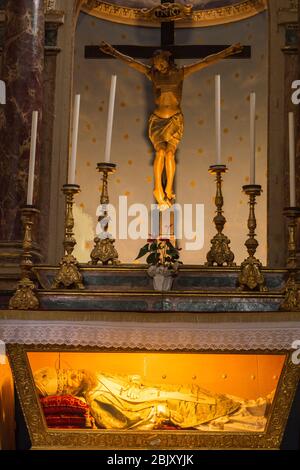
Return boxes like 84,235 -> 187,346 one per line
73,12 -> 268,265
28,352 -> 284,401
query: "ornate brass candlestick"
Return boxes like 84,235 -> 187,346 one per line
280,207 -> 300,311
238,184 -> 267,292
89,162 -> 119,265
9,206 -> 39,310
52,184 -> 84,289
205,165 -> 235,266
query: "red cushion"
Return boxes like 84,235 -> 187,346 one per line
45,415 -> 87,428
40,395 -> 89,416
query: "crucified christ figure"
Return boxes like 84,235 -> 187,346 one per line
100,42 -> 243,209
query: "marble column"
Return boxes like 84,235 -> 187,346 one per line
0,0 -> 44,262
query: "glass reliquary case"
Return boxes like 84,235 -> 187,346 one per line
7,344 -> 299,450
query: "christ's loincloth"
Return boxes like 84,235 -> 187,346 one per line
149,112 -> 184,151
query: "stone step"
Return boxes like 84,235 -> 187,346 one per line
35,290 -> 283,312
33,265 -> 287,292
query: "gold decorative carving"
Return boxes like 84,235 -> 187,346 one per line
141,3 -> 192,22
205,165 -> 235,267
6,344 -> 299,450
52,184 -> 84,290
8,278 -> 39,311
81,0 -> 267,28
9,207 -> 39,311
238,185 -> 267,292
90,238 -> 119,265
44,0 -> 56,12
280,207 -> 300,311
89,163 -> 120,265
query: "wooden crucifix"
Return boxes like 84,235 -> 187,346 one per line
85,1 -> 251,209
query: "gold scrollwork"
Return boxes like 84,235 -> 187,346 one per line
44,0 -> 56,11
81,0 -> 267,28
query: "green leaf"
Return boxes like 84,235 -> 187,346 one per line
150,242 -> 158,252
146,252 -> 159,265
166,240 -> 175,249
135,244 -> 150,260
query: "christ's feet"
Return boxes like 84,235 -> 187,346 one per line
165,188 -> 176,201
153,188 -> 166,206
153,189 -> 171,211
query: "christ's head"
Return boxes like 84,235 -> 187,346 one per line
152,50 -> 174,73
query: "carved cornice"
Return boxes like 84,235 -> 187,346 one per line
81,0 -> 268,28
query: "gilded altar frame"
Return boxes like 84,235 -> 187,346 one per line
7,344 -> 300,450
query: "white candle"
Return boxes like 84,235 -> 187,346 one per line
68,94 -> 80,184
0,79 -> 6,105
27,111 -> 38,205
104,75 -> 117,163
215,75 -> 221,164
289,112 -> 296,207
250,92 -> 256,185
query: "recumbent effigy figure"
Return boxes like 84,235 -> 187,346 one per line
34,367 -> 272,431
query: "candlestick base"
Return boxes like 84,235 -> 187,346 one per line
205,165 -> 235,267
52,254 -> 85,290
9,277 -> 39,310
89,162 -> 120,266
52,184 -> 85,290
280,272 -> 300,311
238,185 -> 267,292
90,237 -> 120,266
280,207 -> 300,311
238,256 -> 267,292
9,206 -> 39,310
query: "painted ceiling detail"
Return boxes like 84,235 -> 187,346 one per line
81,0 -> 268,27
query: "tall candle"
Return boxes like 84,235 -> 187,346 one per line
0,79 -> 6,104
104,75 -> 117,163
250,92 -> 256,185
250,92 -> 256,184
68,94 -> 80,184
289,112 -> 296,207
215,75 -> 221,164
27,111 -> 38,205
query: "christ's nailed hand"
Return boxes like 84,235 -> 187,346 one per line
100,41 -> 115,56
228,43 -> 243,55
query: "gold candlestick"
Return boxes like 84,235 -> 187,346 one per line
238,184 -> 267,291
280,207 -> 300,311
52,184 -> 84,289
205,165 -> 235,266
9,206 -> 39,310
89,162 -> 119,265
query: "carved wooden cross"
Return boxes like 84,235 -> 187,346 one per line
85,0 -> 251,61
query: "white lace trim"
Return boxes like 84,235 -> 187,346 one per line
0,320 -> 300,350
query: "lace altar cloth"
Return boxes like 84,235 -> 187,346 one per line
0,319 -> 300,350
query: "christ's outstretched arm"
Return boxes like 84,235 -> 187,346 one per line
183,43 -> 243,78
100,41 -> 151,77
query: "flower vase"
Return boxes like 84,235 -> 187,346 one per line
147,265 -> 178,292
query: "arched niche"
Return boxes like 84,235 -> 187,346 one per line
48,0 -> 289,268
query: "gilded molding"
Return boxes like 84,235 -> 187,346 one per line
81,0 -> 267,28
6,344 -> 299,450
